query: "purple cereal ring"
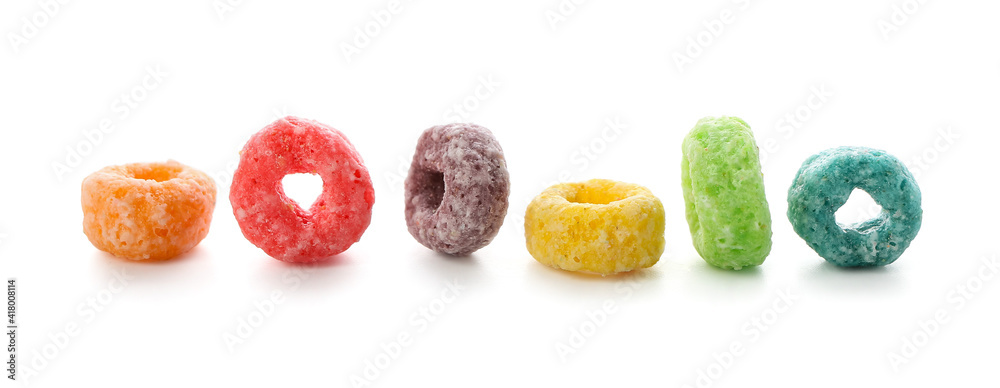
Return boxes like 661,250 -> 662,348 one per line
404,123 -> 510,255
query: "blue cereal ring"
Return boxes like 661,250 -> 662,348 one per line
786,147 -> 922,267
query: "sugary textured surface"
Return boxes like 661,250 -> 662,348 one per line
787,146 -> 922,267
525,179 -> 665,275
681,117 -> 772,270
405,123 -> 510,255
230,116 -> 375,263
82,160 -> 217,261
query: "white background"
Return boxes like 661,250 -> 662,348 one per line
1,0 -> 998,387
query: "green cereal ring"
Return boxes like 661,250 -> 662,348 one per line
681,116 -> 773,270
787,146 -> 922,267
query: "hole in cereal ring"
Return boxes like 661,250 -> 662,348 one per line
130,164 -> 182,182
567,183 -> 628,205
281,173 -> 324,210
424,170 -> 446,211
835,189 -> 884,227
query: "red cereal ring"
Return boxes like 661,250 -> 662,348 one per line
229,116 -> 375,263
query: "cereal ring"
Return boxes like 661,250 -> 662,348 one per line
525,179 -> 665,275
230,116 -> 375,263
81,160 -> 217,261
787,146 -> 922,267
404,123 -> 510,255
681,116 -> 772,270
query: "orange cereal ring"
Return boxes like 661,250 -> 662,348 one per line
81,160 -> 217,260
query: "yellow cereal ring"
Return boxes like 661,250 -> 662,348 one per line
524,179 -> 665,275
81,160 -> 217,261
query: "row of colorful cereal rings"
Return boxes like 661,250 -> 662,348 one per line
81,116 -> 921,272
